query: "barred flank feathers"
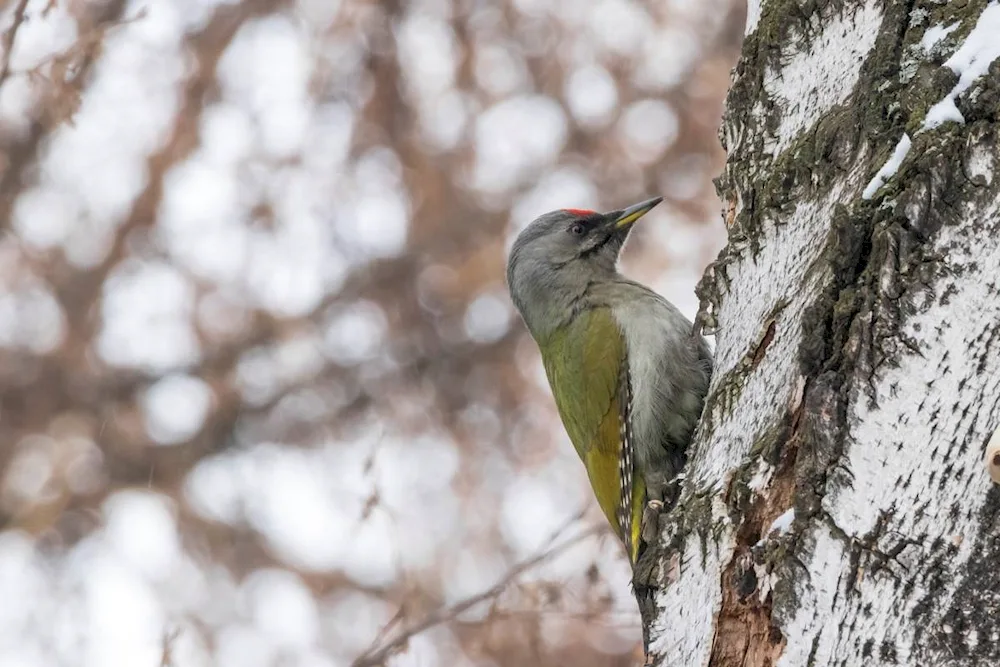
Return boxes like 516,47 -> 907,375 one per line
617,354 -> 635,562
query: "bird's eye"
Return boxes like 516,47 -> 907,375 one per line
569,222 -> 586,235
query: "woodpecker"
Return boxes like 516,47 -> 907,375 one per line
506,197 -> 712,563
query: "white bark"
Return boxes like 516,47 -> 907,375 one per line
639,2 -> 1000,665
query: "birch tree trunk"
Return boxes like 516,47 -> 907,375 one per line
635,1 -> 1000,665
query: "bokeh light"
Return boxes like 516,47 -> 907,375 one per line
0,0 -> 742,665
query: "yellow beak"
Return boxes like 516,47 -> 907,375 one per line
612,196 -> 664,229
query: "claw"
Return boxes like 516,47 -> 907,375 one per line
641,499 -> 664,544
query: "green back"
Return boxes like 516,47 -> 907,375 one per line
539,308 -> 644,562
538,308 -> 623,458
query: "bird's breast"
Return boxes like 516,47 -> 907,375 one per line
611,297 -> 700,463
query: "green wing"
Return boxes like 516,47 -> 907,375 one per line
539,308 -> 644,562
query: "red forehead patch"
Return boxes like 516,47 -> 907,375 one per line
562,208 -> 596,216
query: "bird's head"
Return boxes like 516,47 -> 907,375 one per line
506,196 -> 662,336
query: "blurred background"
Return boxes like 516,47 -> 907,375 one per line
0,0 -> 742,665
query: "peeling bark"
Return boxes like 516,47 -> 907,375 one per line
637,1 -> 1000,665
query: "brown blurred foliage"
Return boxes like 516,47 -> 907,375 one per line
0,0 -> 742,665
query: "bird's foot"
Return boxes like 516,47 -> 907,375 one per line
641,499 -> 664,544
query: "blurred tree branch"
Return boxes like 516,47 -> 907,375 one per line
352,511 -> 604,667
0,0 -> 128,226
0,0 -> 30,86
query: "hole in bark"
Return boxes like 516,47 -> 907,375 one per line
992,453 -> 1000,467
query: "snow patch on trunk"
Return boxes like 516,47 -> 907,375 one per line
862,133 -> 912,199
921,22 -> 959,50
924,2 -> 1000,129
768,509 -> 794,536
